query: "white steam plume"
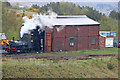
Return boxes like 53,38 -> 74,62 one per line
20,14 -> 54,37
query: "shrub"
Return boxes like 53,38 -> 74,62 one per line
52,57 -> 60,63
1,58 -> 7,61
107,63 -> 114,70
58,64 -> 62,67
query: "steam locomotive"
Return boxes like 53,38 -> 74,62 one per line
4,26 -> 45,54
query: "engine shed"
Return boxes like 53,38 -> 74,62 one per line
45,15 -> 100,52
22,15 -> 100,52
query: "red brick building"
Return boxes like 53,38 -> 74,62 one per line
99,35 -> 106,49
45,15 -> 100,52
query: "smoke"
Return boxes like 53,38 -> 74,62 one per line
56,26 -> 65,32
20,14 -> 54,37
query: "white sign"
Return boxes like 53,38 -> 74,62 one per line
105,37 -> 114,47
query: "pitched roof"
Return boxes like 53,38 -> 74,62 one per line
48,15 -> 100,26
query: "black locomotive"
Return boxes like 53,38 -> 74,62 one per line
5,26 -> 45,54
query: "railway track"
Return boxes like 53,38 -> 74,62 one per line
1,53 -> 118,60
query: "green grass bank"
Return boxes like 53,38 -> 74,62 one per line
2,56 -> 118,78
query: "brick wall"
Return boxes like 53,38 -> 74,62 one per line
52,25 -> 99,51
99,36 -> 105,49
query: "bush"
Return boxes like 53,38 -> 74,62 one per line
58,64 -> 62,67
52,57 -> 60,63
107,63 -> 114,70
1,58 -> 7,61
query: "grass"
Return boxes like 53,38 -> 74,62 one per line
0,60 -> 2,79
2,56 -> 118,78
17,48 -> 118,56
57,48 -> 118,54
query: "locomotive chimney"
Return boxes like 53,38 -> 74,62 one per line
13,36 -> 14,41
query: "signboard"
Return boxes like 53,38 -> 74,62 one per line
105,37 -> 114,47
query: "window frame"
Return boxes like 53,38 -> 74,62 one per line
70,37 -> 74,46
91,36 -> 96,45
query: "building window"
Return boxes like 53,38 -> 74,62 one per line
70,37 -> 74,46
91,37 -> 96,44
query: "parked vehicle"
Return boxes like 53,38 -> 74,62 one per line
0,33 -> 9,49
118,41 -> 120,48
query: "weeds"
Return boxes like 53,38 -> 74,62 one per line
58,64 -> 62,67
52,57 -> 60,63
2,57 -> 118,78
107,63 -> 114,70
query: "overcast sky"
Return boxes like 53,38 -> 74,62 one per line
5,0 -> 120,2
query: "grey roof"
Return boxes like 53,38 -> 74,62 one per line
57,15 -> 87,18
48,15 -> 100,26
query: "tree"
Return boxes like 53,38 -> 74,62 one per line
109,10 -> 118,20
32,4 -> 40,9
4,2 -> 11,7
2,2 -> 23,40
99,16 -> 118,32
